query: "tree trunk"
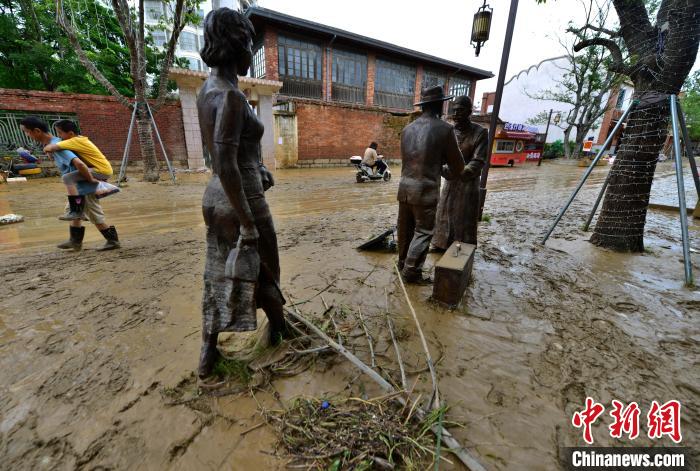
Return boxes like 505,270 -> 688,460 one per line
563,127 -> 574,159
590,95 -> 669,252
136,106 -> 160,182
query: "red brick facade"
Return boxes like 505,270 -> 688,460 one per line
0,88 -> 188,166
294,100 -> 411,161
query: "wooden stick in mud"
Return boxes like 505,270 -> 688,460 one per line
357,307 -> 376,368
393,263 -> 440,411
385,288 -> 407,390
283,307 -> 486,471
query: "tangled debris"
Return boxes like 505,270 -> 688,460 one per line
264,396 -> 451,470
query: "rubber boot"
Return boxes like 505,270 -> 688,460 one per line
57,226 -> 85,250
58,195 -> 86,221
97,226 -> 121,251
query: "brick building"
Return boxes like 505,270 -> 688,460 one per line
244,7 -> 493,167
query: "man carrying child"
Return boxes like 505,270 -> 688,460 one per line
20,117 -> 120,251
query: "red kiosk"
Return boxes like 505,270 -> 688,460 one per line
490,122 -> 545,166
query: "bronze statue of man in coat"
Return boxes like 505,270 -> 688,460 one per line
397,86 -> 466,283
433,95 -> 488,250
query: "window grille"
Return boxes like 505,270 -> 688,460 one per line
374,59 -> 415,110
0,111 -> 79,158
278,35 -> 322,99
331,49 -> 367,104
422,70 -> 447,90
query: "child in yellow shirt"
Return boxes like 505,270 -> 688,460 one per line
43,120 -> 114,220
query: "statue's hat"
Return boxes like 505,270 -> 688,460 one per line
414,86 -> 453,106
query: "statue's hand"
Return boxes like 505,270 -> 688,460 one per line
240,225 -> 260,245
461,166 -> 477,181
260,164 -> 275,191
441,164 -> 452,180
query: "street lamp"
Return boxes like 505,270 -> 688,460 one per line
471,1 -> 493,57
478,0 -> 520,216
553,113 -> 561,125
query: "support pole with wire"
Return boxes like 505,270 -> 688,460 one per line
541,100 -> 637,244
669,95 -> 693,286
117,104 -> 137,186
145,101 -> 176,183
675,99 -> 700,200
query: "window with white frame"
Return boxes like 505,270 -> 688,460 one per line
495,140 -> 515,153
615,89 -> 626,109
151,30 -> 168,48
251,43 -> 265,78
145,1 -> 164,21
179,32 -> 197,52
448,76 -> 471,98
188,58 -> 202,71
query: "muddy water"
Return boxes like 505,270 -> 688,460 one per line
1,160 -> 699,470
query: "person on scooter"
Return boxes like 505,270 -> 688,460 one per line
362,142 -> 386,175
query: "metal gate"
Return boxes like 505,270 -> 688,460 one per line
0,111 -> 79,156
273,111 -> 298,168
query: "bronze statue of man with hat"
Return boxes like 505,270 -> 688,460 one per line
397,86 -> 466,283
433,95 -> 488,250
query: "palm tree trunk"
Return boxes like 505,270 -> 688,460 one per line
590,96 -> 669,252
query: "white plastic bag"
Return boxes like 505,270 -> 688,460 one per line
95,181 -> 120,199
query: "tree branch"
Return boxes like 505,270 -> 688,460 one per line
574,38 -> 626,74
569,23 -> 620,38
55,0 -> 131,107
153,0 -> 187,110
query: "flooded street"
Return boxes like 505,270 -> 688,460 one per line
1,160 -> 699,470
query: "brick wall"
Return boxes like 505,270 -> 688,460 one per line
263,27 -> 279,81
0,88 -> 188,166
294,100 -> 411,161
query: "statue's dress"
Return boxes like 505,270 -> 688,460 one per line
198,76 -> 283,335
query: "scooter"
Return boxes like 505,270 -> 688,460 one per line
350,156 -> 392,183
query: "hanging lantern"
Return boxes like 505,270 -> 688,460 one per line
553,113 -> 562,125
471,1 -> 493,57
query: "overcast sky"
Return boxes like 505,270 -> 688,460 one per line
256,0 -> 700,107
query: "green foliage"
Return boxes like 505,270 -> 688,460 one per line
681,70 -> 700,141
543,140 -> 566,158
212,357 -> 252,383
0,0 -> 183,96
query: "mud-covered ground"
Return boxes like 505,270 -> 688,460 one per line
1,161 -> 698,470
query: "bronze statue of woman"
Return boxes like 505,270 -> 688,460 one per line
196,8 -> 286,378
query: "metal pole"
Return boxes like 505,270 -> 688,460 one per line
117,104 -> 138,186
583,170 -> 611,231
479,0 -> 519,216
538,109 -> 553,167
145,101 -> 177,183
541,100 -> 637,244
669,95 -> 693,286
675,100 -> 700,199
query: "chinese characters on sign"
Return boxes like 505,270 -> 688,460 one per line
503,122 -> 539,133
572,398 -> 682,444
